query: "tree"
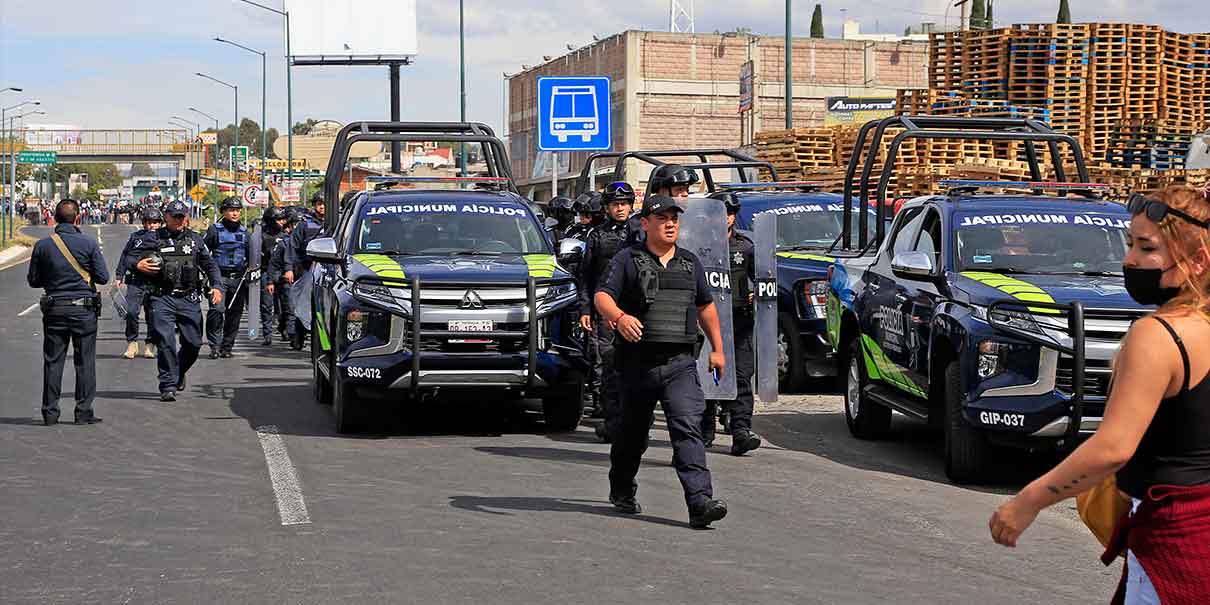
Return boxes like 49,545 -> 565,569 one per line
1057,0 -> 1071,24
810,4 -> 825,38
129,162 -> 156,177
971,0 -> 987,29
292,118 -> 319,135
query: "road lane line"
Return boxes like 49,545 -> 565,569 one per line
255,425 -> 311,526
18,303 -> 39,317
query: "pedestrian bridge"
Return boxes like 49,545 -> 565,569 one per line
2,128 -> 204,165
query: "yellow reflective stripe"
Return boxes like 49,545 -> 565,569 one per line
777,251 -> 835,262
314,312 -> 331,351
960,271 -> 1060,314
861,334 -> 927,398
353,254 -> 406,281
522,254 -> 556,278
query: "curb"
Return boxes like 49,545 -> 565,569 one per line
0,244 -> 31,271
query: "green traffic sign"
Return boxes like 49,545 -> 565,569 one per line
17,150 -> 57,165
230,146 -> 249,168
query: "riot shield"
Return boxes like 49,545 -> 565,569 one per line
291,265 -> 316,331
752,211 -> 779,402
109,284 -> 129,321
247,222 -> 263,340
677,197 -> 737,399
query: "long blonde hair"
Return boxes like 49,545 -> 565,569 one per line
1148,186 -> 1210,321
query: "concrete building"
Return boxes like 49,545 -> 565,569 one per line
506,29 -> 928,199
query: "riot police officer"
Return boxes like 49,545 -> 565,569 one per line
564,191 -> 601,241
256,206 -> 287,346
27,199 -> 108,425
702,191 -> 762,455
136,200 -> 223,402
594,194 -> 728,528
547,196 -> 577,238
284,193 -> 326,350
627,164 -> 700,245
579,181 -> 636,442
115,207 -> 163,359
203,197 -> 253,358
267,207 -> 301,346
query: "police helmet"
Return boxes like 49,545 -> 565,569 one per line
647,164 -> 699,194
310,192 -> 325,206
263,206 -> 283,223
709,191 -> 742,214
574,191 -> 604,216
603,181 -> 636,204
284,207 -> 305,226
141,208 -> 164,223
219,197 -> 243,211
549,196 -> 575,214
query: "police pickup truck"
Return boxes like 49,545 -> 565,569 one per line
305,122 -> 586,433
826,116 -> 1148,482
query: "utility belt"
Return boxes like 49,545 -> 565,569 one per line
617,342 -> 695,366
219,268 -> 246,279
40,293 -> 102,313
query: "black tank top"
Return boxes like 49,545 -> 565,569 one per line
1117,316 -> 1210,498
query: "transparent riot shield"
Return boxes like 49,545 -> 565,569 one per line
109,284 -> 129,321
247,222 -> 263,340
752,211 -> 779,403
291,265 -> 315,331
677,197 -> 737,400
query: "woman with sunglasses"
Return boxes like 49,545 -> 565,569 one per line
989,185 -> 1210,604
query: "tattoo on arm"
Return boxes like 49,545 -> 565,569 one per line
1048,474 -> 1090,495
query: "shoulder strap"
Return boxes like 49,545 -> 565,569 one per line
50,233 -> 92,286
1152,315 -> 1190,394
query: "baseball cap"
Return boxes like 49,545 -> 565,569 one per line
640,194 -> 684,217
165,200 -> 189,216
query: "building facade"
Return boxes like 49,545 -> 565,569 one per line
507,29 -> 928,199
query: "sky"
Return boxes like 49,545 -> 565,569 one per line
1,0 -> 1207,137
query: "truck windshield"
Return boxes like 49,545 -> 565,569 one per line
956,216 -> 1128,275
355,202 -> 549,255
765,206 -> 876,250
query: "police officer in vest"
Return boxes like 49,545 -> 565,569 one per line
256,206 -> 287,346
547,196 -> 577,240
595,194 -> 729,528
702,191 -> 763,455
564,192 -> 602,241
136,200 -> 223,402
27,199 -> 108,425
115,207 -> 163,359
283,193 -> 325,349
267,207 -> 301,345
203,197 -> 253,358
579,181 -> 636,441
627,164 -> 700,245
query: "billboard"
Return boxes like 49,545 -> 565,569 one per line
286,0 -> 418,65
824,97 -> 896,126
738,61 -> 754,113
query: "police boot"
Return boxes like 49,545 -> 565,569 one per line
123,342 -> 139,359
261,335 -> 273,346
730,430 -> 762,456
689,499 -> 728,529
718,410 -> 732,435
143,343 -> 156,359
609,493 -> 641,514
208,348 -> 218,360
594,424 -> 612,443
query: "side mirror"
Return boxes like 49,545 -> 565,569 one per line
891,251 -> 935,279
557,237 -> 586,265
306,237 -> 342,264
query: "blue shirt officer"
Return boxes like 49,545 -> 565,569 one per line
115,207 -> 163,359
27,200 -> 109,425
134,200 -> 222,402
594,194 -> 729,529
203,197 -> 253,358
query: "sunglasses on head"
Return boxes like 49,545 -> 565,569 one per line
1127,193 -> 1210,229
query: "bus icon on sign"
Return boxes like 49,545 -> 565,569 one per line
550,85 -> 598,143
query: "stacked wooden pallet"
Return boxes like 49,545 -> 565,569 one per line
895,89 -> 931,116
1105,119 -> 1192,169
928,32 -> 965,91
962,29 -> 1013,98
753,128 -> 835,179
1086,23 -> 1130,159
1008,24 -> 1091,137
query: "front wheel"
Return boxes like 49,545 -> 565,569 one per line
334,374 -> 370,434
943,360 -> 990,484
844,336 -> 891,439
778,313 -> 808,392
543,383 -> 585,432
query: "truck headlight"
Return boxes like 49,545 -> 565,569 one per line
803,280 -> 828,318
977,340 -> 1006,379
345,309 -> 390,344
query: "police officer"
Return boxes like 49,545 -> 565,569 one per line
27,200 -> 108,425
547,196 -> 577,238
579,181 -> 636,442
595,194 -> 729,528
256,206 -> 288,346
136,200 -> 223,402
564,192 -> 602,241
627,164 -> 700,245
115,207 -> 163,360
284,193 -> 326,349
702,191 -> 763,455
203,197 -> 253,358
267,207 -> 301,346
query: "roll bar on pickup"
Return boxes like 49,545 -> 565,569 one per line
573,148 -> 778,195
323,122 -> 517,234
836,116 -> 1092,253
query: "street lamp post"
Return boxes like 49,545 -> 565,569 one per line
7,109 -> 45,243
235,0 -> 292,181
215,37 -> 268,190
189,107 -> 221,179
197,73 -> 238,202
3,99 -> 40,240
171,116 -> 202,191
785,0 -> 793,129
459,0 -> 467,177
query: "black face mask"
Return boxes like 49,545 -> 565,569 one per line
1123,266 -> 1182,305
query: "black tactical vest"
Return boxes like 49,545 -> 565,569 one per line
632,252 -> 698,345
591,221 -> 629,278
158,231 -> 200,293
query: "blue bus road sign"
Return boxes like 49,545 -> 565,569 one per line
537,76 -> 611,151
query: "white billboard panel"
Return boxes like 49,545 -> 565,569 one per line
286,0 -> 418,65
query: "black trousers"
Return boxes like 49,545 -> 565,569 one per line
610,349 -> 713,510
150,294 -> 203,393
205,273 -> 249,351
705,316 -> 756,434
594,317 -> 622,438
123,282 -> 154,343
41,305 -> 98,420
258,273 -> 276,336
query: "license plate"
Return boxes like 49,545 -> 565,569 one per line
448,320 -> 493,332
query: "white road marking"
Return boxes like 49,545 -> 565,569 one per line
255,425 -> 311,526
18,303 -> 39,317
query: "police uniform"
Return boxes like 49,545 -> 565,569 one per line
268,226 -> 296,343
284,205 -> 325,342
580,215 -> 631,440
27,220 -> 108,425
146,202 -> 222,400
704,228 -> 761,454
115,224 -> 160,356
257,213 -> 285,345
596,196 -> 727,526
203,208 -> 252,356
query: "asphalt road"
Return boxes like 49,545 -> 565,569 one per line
0,223 -> 1119,604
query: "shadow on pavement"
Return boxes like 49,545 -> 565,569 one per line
474,445 -> 611,467
447,495 -> 688,529
95,389 -> 165,401
0,416 -> 49,426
